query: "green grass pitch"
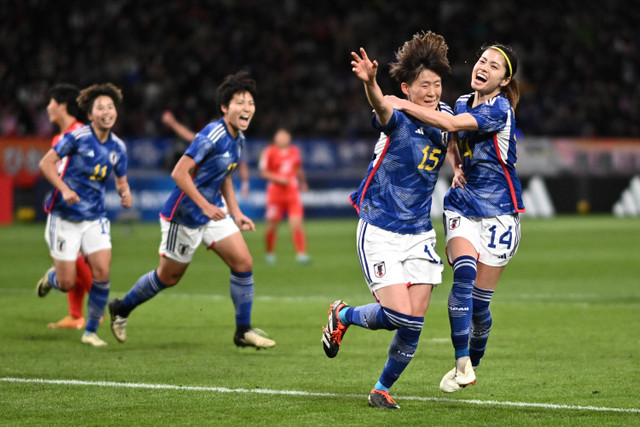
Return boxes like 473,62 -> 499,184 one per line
1,216 -> 639,425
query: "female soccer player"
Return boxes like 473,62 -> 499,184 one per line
321,31 -> 452,409
259,128 -> 310,264
108,72 -> 275,349
38,83 -> 95,331
37,83 -> 133,346
388,43 -> 525,392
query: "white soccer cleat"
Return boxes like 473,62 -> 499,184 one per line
81,332 -> 108,347
36,267 -> 54,297
440,356 -> 476,393
108,298 -> 128,343
439,367 -> 462,393
234,328 -> 276,349
454,356 -> 476,387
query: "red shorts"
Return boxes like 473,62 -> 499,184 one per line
265,190 -> 303,221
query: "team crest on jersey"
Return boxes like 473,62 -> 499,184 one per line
448,216 -> 461,230
373,261 -> 386,278
57,238 -> 66,252
178,244 -> 189,256
109,151 -> 117,165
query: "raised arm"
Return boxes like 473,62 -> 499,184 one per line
162,111 -> 196,142
351,47 -> 393,126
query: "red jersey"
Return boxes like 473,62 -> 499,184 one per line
52,120 -> 84,147
259,144 -> 302,197
52,120 -> 83,174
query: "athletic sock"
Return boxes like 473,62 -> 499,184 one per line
448,255 -> 477,359
340,304 -> 407,330
230,270 -> 254,330
265,230 -> 276,254
67,285 -> 85,319
293,228 -> 306,254
120,270 -> 167,317
85,279 -> 109,333
378,316 -> 423,389
69,256 -> 92,318
470,286 -> 494,367
48,270 -> 60,290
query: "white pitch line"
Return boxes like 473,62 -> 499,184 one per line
2,377 -> 639,414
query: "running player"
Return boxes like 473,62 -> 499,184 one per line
37,83 -> 133,346
161,110 -> 250,197
39,83 -> 94,330
387,43 -> 525,392
259,128 -> 310,264
108,72 -> 275,349
321,31 -> 452,409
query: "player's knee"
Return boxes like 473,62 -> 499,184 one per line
381,307 -> 423,332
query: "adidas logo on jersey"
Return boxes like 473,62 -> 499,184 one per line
223,152 -> 231,157
415,127 -> 424,135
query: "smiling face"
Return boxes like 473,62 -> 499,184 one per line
221,91 -> 255,137
88,95 -> 117,134
471,48 -> 511,96
401,68 -> 442,110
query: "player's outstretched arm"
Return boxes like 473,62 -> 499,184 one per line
351,47 -> 393,126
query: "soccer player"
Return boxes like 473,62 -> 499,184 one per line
387,43 -> 525,392
321,32 -> 452,409
259,128 -> 310,264
108,72 -> 275,349
38,83 -> 95,330
161,110 -> 250,197
37,83 -> 133,346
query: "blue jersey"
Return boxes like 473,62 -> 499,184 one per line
349,104 -> 451,234
444,93 -> 525,218
160,119 -> 244,228
45,124 -> 128,221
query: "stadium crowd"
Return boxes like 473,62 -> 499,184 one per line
1,0 -> 638,139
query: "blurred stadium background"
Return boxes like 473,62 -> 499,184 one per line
1,0 -> 639,224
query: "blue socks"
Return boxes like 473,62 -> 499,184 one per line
120,270 -> 168,317
230,270 -> 254,328
470,286 -> 494,367
86,279 -> 109,333
448,255 -> 477,359
48,270 -> 60,290
377,317 -> 423,389
339,302 -> 424,390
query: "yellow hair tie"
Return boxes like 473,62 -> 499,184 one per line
491,46 -> 512,78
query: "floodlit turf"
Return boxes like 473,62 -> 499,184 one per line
1,216 -> 639,425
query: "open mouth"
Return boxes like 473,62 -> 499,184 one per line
475,73 -> 488,83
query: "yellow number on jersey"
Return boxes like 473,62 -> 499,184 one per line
89,164 -> 107,181
418,146 -> 442,171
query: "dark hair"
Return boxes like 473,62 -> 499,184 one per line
389,31 -> 452,84
48,83 -> 82,120
76,83 -> 123,116
480,43 -> 520,110
216,71 -> 258,115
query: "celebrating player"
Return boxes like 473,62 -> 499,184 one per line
259,128 -> 310,264
161,110 -> 250,197
321,31 -> 452,409
37,83 -> 95,330
387,43 -> 525,392
37,83 -> 133,346
108,72 -> 275,349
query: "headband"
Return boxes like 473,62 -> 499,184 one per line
491,46 -> 512,78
